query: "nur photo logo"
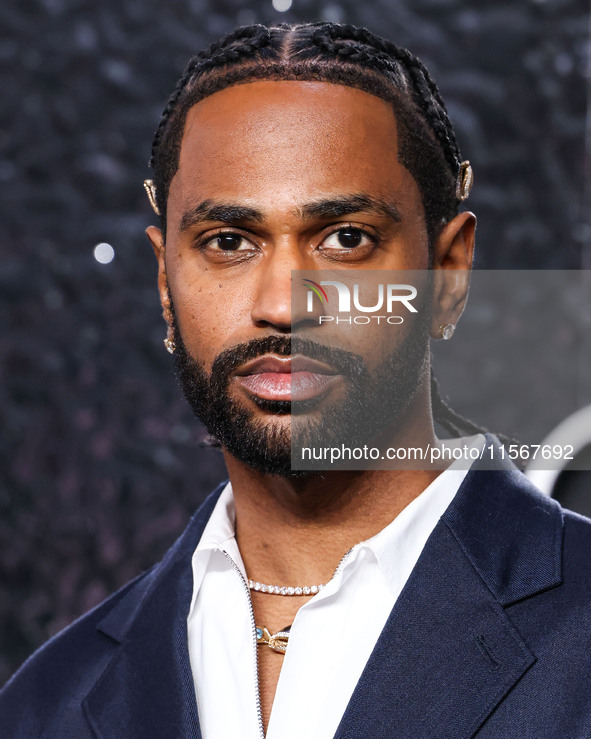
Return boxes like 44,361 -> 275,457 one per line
302,278 -> 418,325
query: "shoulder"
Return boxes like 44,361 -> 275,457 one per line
0,568 -> 155,737
499,467 -> 591,578
0,482 -> 227,738
486,466 -> 591,600
561,507 -> 591,583
444,461 -> 591,602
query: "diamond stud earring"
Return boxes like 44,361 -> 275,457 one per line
440,324 -> 455,340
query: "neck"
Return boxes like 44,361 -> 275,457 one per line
223,411 -> 441,587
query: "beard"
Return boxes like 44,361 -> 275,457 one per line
170,310 -> 431,477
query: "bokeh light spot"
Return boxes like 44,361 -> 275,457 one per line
272,0 -> 292,12
93,242 -> 115,264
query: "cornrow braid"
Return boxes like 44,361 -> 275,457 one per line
310,24 -> 462,178
431,370 -> 523,464
149,24 -> 272,175
202,23 -> 271,57
431,371 -> 485,438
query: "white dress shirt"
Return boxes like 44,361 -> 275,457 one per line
187,435 -> 484,739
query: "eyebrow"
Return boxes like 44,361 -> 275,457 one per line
178,193 -> 402,232
300,194 -> 402,223
179,200 -> 264,232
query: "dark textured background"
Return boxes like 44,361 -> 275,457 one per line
1,0 -> 589,683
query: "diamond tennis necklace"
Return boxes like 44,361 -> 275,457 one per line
248,579 -> 325,596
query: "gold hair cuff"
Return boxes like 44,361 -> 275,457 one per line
143,179 -> 161,216
456,161 -> 474,202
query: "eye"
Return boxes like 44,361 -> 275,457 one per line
204,233 -> 251,251
320,227 -> 375,251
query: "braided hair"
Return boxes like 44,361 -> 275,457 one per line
149,22 -> 490,442
150,23 -> 461,244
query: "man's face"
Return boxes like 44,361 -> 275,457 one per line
151,81 -> 437,475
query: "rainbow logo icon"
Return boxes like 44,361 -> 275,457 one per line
302,278 -> 329,304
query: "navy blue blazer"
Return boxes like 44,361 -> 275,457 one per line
2,442 -> 591,738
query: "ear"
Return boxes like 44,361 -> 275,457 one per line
146,225 -> 173,327
429,211 -> 476,339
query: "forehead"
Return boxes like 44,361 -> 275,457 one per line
170,80 -> 414,215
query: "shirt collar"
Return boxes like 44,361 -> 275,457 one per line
342,434 -> 485,597
191,434 -> 485,602
195,481 -> 236,553
188,482 -> 243,618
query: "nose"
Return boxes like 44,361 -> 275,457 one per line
250,244 -> 315,332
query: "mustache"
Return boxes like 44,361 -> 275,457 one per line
209,335 -> 369,393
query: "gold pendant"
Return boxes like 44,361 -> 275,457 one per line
256,626 -> 290,654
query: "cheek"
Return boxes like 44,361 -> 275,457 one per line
319,318 -> 425,375
167,266 -> 253,368
308,273 -> 430,369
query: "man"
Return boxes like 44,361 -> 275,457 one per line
1,22 -> 591,738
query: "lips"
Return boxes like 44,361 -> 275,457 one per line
234,354 -> 340,402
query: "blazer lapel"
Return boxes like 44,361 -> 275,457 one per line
335,443 -> 563,739
82,485 -> 226,739
334,521 -> 535,739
